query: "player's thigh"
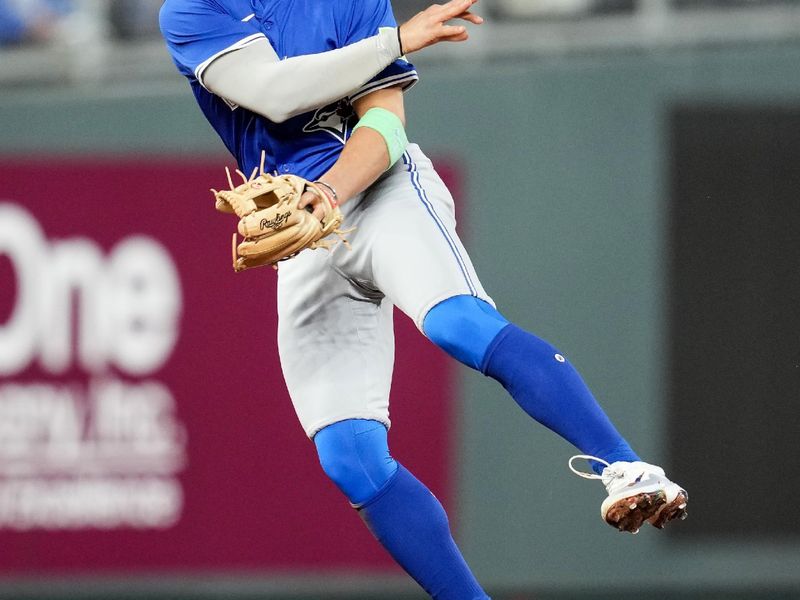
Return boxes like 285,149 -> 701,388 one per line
277,248 -> 396,438
365,144 -> 493,329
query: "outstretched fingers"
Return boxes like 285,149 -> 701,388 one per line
456,11 -> 484,24
439,24 -> 467,38
437,0 -> 479,20
436,0 -> 482,39
440,30 -> 469,42
399,0 -> 482,53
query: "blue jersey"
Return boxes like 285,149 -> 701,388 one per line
160,0 -> 418,180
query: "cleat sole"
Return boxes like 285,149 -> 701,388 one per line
604,491 -> 666,533
648,491 -> 689,529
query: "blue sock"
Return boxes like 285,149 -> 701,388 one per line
359,465 -> 488,600
314,419 -> 489,599
423,296 -> 639,474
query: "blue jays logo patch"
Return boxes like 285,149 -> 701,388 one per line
302,99 -> 356,144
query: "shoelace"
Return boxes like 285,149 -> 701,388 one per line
568,454 -> 614,480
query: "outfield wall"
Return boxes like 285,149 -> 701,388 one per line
1,40 -> 799,597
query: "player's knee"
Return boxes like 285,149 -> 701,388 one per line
423,295 -> 509,371
317,451 -> 364,497
424,314 -> 472,363
314,419 -> 398,506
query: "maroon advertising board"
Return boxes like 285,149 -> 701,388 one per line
0,157 -> 461,574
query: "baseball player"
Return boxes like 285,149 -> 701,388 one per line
160,1 -> 688,597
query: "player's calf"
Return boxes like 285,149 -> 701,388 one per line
424,295 -> 640,470
314,418 -> 489,599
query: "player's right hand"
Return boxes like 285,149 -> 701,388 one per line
399,0 -> 483,54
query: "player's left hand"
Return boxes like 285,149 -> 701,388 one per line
213,169 -> 347,271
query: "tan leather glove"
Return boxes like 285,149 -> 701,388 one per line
213,166 -> 347,272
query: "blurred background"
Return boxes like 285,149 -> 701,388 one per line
1,0 -> 799,598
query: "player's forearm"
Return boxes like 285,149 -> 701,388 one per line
316,127 -> 393,205
315,87 -> 407,205
202,30 -> 402,123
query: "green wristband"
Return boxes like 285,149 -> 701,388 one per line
352,107 -> 408,169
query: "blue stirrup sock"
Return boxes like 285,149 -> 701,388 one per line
481,324 -> 639,472
314,420 -> 489,600
359,465 -> 488,600
423,296 -> 639,473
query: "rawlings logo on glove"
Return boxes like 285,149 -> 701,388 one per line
261,212 -> 291,231
211,155 -> 350,272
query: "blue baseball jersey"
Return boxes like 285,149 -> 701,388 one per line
160,0 -> 418,180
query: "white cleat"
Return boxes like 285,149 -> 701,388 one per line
569,455 -> 688,534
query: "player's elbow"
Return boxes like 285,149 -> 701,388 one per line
255,89 -> 299,123
228,92 -> 293,123
261,106 -> 292,123
253,89 -> 292,122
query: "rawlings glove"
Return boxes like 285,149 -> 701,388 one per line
212,162 -> 348,272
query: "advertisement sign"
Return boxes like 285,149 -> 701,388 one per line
0,158 -> 460,573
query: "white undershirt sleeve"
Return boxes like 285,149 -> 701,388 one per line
201,28 -> 402,123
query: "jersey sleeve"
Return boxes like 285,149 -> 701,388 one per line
344,0 -> 418,101
159,0 -> 266,87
